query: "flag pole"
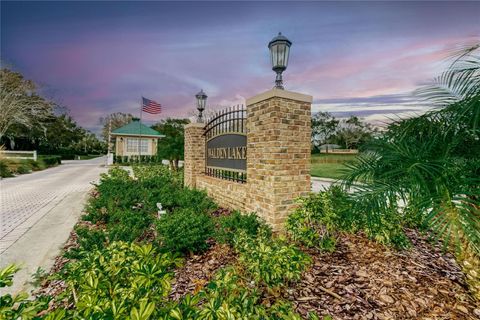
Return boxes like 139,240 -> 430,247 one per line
107,117 -> 112,165
139,97 -> 142,159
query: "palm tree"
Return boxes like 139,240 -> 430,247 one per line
343,44 -> 480,299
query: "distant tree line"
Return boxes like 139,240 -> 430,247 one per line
311,112 -> 376,152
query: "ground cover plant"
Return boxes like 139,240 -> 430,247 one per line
75,165 -> 214,256
0,265 -> 50,319
51,242 -> 183,319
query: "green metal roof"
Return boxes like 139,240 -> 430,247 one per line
111,120 -> 164,137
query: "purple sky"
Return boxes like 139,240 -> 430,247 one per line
2,1 -> 479,133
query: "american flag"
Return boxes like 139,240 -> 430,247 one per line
142,97 -> 162,114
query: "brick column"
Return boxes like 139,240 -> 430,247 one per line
184,123 -> 205,188
246,88 -> 312,231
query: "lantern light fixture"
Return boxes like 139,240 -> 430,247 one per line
268,32 -> 292,89
195,89 -> 208,123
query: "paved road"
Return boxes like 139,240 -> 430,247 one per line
311,177 -> 336,192
0,157 -> 106,293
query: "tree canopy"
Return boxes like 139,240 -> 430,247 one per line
311,112 -> 374,151
0,68 -> 53,140
0,67 -> 105,155
100,112 -> 134,143
311,111 -> 338,152
151,118 -> 189,170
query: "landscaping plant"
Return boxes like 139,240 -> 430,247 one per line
156,208 -> 215,253
108,208 -> 154,243
54,242 -> 183,319
182,266 -> 322,320
64,225 -> 107,260
286,189 -> 340,252
215,211 -> 271,245
0,159 -> 13,177
81,165 -> 215,255
166,230 -> 317,319
234,231 -> 312,289
0,264 -> 50,319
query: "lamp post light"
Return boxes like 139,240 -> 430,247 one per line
195,89 -> 207,123
268,32 -> 292,90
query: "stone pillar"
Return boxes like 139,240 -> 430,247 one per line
184,123 -> 205,188
246,88 -> 312,231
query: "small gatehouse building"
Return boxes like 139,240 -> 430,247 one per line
111,119 -> 164,157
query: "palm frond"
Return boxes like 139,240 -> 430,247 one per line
415,43 -> 480,105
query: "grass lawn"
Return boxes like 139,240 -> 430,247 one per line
311,153 -> 358,162
311,162 -> 350,179
311,153 -> 357,179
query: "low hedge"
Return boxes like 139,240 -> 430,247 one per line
39,155 -> 62,166
0,160 -> 13,178
0,157 -> 58,178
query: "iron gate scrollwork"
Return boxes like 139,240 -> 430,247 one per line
204,105 -> 246,183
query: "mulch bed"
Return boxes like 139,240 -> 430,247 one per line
169,241 -> 236,300
285,230 -> 480,319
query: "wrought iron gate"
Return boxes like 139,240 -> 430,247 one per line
204,105 -> 246,183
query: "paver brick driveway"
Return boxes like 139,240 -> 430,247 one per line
0,157 -> 107,254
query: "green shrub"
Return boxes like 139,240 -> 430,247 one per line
108,209 -> 154,242
133,164 -> 171,180
286,190 -> 339,252
0,160 -> 13,178
64,226 -> 107,259
234,232 -> 312,288
156,209 -> 215,253
84,165 -> 215,251
84,168 -> 136,223
352,199 -> 410,248
39,155 -> 62,166
26,159 -> 46,171
104,166 -> 130,181
174,187 -> 216,213
16,163 -> 31,174
56,242 -> 182,319
288,186 -> 410,249
215,211 -> 271,245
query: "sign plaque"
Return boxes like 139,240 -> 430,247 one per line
206,134 -> 246,172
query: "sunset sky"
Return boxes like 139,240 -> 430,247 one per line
2,1 -> 479,133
